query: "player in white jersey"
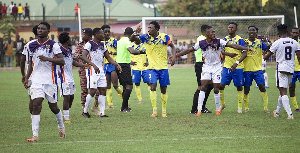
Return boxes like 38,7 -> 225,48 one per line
173,26 -> 249,117
264,24 -> 300,119
24,22 -> 66,142
80,28 -> 121,118
58,32 -> 85,123
261,58 -> 269,87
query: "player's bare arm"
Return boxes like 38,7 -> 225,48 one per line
24,56 -> 33,89
296,51 -> 300,64
20,54 -> 26,83
38,53 -> 65,65
104,51 -> 122,72
169,42 -> 176,66
221,51 -> 237,58
263,51 -> 273,60
80,49 -> 100,74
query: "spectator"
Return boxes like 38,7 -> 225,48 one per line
0,2 -> 3,19
5,38 -> 14,67
23,3 -> 30,20
74,3 -> 79,20
2,3 -> 7,16
8,1 -> 13,15
0,37 -> 5,67
17,3 -> 23,21
15,35 -> 24,67
12,3 -> 17,20
181,41 -> 188,63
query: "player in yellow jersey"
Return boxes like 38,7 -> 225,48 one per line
101,25 -> 123,108
289,27 -> 300,112
219,22 -> 247,113
130,34 -> 150,103
139,21 -> 176,117
243,26 -> 269,112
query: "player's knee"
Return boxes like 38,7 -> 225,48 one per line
213,88 -> 219,94
135,83 -> 140,86
48,103 -> 60,114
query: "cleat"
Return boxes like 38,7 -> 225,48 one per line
190,110 -> 197,114
264,108 -> 269,113
82,112 -> 91,118
162,111 -> 167,118
195,112 -> 202,117
273,110 -> 280,118
100,114 -> 109,117
215,109 -> 222,116
287,115 -> 294,120
120,107 -> 131,112
107,105 -> 114,109
295,109 -> 300,112
201,108 -> 212,113
58,128 -> 66,138
221,104 -> 226,110
64,120 -> 71,124
151,112 -> 158,117
237,108 -> 243,114
26,136 -> 39,142
244,108 -> 249,112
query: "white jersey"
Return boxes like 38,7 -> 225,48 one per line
270,37 -> 300,73
84,40 -> 107,71
59,45 -> 74,83
262,59 -> 266,71
193,38 -> 226,66
28,39 -> 62,85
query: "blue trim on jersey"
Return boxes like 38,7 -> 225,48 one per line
238,39 -> 246,46
243,70 -> 265,87
221,67 -> 244,87
261,42 -> 268,51
149,69 -> 170,87
291,71 -> 300,85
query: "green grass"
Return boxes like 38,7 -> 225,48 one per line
0,66 -> 299,153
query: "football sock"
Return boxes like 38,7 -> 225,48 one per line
220,90 -> 225,106
192,89 -> 200,112
260,92 -> 269,110
197,91 -> 205,111
281,95 -> 293,116
214,93 -> 221,110
244,94 -> 249,109
150,91 -> 157,111
32,115 -> 40,137
275,96 -> 282,113
63,110 -> 70,120
106,88 -> 113,106
116,87 -> 123,97
55,110 -> 64,129
290,96 -> 299,109
98,95 -> 106,115
237,91 -> 243,109
84,94 -> 93,113
135,85 -> 143,102
161,93 -> 168,114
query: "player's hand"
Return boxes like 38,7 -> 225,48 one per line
230,63 -> 238,72
144,62 -> 149,67
93,65 -> 100,74
21,76 -> 25,83
116,64 -> 122,73
24,78 -> 30,89
169,56 -> 176,66
130,61 -> 137,66
38,55 -> 49,62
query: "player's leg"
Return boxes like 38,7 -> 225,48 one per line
82,75 -> 97,118
105,73 -> 113,108
132,70 -> 142,102
255,71 -> 269,112
111,70 -> 123,97
212,67 -> 222,115
79,68 -> 88,109
277,72 -> 293,119
202,83 -> 213,113
289,72 -> 300,111
149,70 -> 158,117
220,67 -> 231,110
243,71 -> 253,112
27,97 -> 43,142
263,71 -> 269,88
62,95 -> 71,121
191,62 -> 202,114
158,69 -> 170,117
97,87 -> 108,117
233,69 -> 244,113
118,64 -> 133,112
196,80 -> 210,117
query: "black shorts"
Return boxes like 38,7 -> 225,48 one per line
194,62 -> 204,86
117,63 -> 133,86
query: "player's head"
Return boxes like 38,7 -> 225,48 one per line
37,22 -> 50,38
148,21 -> 160,36
101,24 -> 111,40
200,24 -> 210,34
32,25 -> 38,37
205,26 -> 215,39
277,24 -> 288,36
124,27 -> 134,36
82,28 -> 93,42
248,25 -> 258,38
228,22 -> 238,35
130,34 -> 141,44
291,27 -> 299,39
93,28 -> 104,41
58,32 -> 71,46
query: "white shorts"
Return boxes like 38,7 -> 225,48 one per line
29,84 -> 58,103
60,82 -> 76,96
275,71 -> 292,88
86,71 -> 107,89
201,64 -> 222,83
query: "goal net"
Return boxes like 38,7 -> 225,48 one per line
142,16 -> 284,63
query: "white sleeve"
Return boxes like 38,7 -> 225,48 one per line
22,44 -> 28,55
296,40 -> 300,52
193,41 -> 200,50
269,40 -> 278,54
53,43 -> 62,54
220,39 -> 227,48
84,42 -> 92,52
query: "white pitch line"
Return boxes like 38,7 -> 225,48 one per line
0,135 -> 292,147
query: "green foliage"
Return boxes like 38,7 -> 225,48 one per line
0,16 -> 16,41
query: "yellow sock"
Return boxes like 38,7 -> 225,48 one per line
260,92 -> 269,111
220,90 -> 225,106
106,88 -> 113,106
116,86 -> 123,97
291,96 -> 299,109
134,85 -> 142,102
161,93 -> 168,115
237,91 -> 243,109
244,94 -> 249,110
150,91 -> 157,111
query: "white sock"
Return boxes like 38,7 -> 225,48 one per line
214,93 -> 221,110
275,96 -> 282,113
98,95 -> 106,115
84,94 -> 93,113
63,110 -> 70,120
281,95 -> 293,116
264,73 -> 269,87
55,110 -> 64,129
32,115 -> 40,137
197,91 -> 205,111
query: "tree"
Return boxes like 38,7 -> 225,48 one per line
0,16 -> 16,41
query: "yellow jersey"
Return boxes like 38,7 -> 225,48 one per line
140,32 -> 171,70
104,37 -> 117,63
295,39 -> 300,71
244,38 -> 268,71
223,35 -> 246,69
130,43 -> 147,71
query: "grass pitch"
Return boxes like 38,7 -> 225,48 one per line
0,65 -> 299,153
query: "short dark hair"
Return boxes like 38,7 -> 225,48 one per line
124,27 -> 134,35
101,24 -> 110,30
58,32 -> 70,44
229,22 -> 238,27
39,21 -> 50,30
32,25 -> 38,36
277,24 -> 288,34
248,25 -> 259,32
200,24 -> 210,33
93,28 -> 102,35
149,21 -> 160,31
